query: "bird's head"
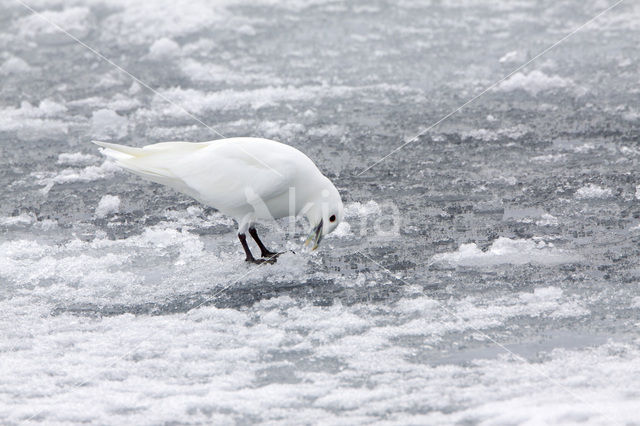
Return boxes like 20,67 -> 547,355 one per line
303,178 -> 344,251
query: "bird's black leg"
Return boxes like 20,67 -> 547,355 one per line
249,227 -> 279,259
238,233 -> 257,263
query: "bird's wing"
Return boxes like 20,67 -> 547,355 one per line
168,140 -> 295,211
94,139 -> 294,212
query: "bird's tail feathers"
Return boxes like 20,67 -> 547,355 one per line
92,140 -> 209,199
92,140 -> 148,160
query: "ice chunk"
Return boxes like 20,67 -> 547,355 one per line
536,213 -> 559,226
0,213 -> 36,227
180,60 -> 282,85
502,207 -> 557,226
95,195 -> 121,218
496,70 -> 573,96
499,50 -> 526,63
57,153 -> 99,166
151,85 -> 352,114
327,221 -> 351,238
0,100 -> 68,139
344,201 -> 381,219
432,237 -> 580,266
148,37 -> 181,60
575,184 -> 613,199
91,109 -> 128,139
0,56 -> 32,75
98,2 -> 228,45
222,119 -> 304,140
17,7 -> 92,43
37,99 -> 68,116
34,160 -> 121,189
462,125 -> 529,142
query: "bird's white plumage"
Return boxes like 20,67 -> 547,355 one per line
94,138 -> 344,243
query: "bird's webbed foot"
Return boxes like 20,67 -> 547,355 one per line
245,255 -> 278,264
261,250 -> 284,260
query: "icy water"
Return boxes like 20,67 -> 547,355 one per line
2,0 -> 640,424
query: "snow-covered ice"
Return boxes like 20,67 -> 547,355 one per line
91,109 -> 129,139
496,70 -> 574,96
431,237 -> 580,267
95,194 -> 121,218
1,0 -> 639,423
575,183 -> 614,199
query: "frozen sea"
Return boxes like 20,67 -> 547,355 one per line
1,0 -> 640,424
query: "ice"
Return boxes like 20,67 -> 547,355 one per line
0,100 -> 68,138
536,213 -> 559,226
57,152 -> 100,166
575,184 -> 613,199
432,237 -> 580,267
151,85 -> 353,114
223,119 -> 305,140
496,70 -> 574,96
98,0 -> 230,45
95,195 -> 121,218
502,207 -> 558,226
90,109 -> 129,140
344,200 -> 381,218
180,60 -> 283,85
0,212 -> 36,227
0,55 -> 32,75
2,0 -> 639,423
462,125 -> 529,142
498,50 -> 526,64
147,37 -> 181,60
16,7 -> 92,43
34,160 -> 121,189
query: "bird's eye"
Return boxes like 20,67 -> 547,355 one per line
329,215 -> 336,222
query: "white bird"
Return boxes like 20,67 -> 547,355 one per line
94,137 -> 344,263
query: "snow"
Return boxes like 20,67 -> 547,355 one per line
223,119 -> 305,140
432,237 -> 580,267
16,7 -> 92,43
91,109 -> 129,140
152,85 -> 353,114
0,100 -> 68,140
180,60 -> 279,84
575,184 -> 613,199
147,37 -> 181,60
0,213 -> 36,227
3,290 -> 630,424
344,200 -> 382,218
462,125 -> 529,142
57,152 -> 100,166
496,70 -> 574,96
0,55 -> 32,75
499,50 -> 526,64
34,160 -> 121,189
95,195 -> 121,218
1,0 -> 639,423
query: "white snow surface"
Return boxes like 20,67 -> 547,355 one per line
496,70 -> 574,96
95,194 -> 121,218
575,184 -> 614,199
432,237 -> 580,267
147,37 -> 181,60
91,109 -> 129,139
1,0 -> 639,423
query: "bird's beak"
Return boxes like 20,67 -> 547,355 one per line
304,219 -> 323,251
